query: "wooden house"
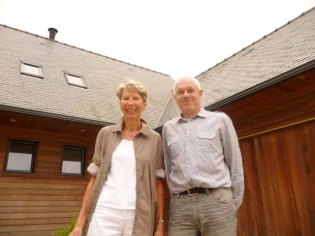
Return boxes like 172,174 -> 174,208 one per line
1,6 -> 315,236
0,25 -> 174,235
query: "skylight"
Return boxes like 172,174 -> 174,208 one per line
20,62 -> 43,78
65,73 -> 87,88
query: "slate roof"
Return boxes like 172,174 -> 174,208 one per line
0,25 -> 174,129
1,7 -> 315,130
158,6 -> 315,126
198,7 -> 315,109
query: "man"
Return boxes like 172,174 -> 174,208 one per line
162,76 -> 244,236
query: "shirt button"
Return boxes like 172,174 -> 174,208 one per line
186,161 -> 189,164
187,146 -> 189,149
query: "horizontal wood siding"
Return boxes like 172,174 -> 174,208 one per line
235,90 -> 315,138
218,68 -> 315,138
237,120 -> 315,235
0,126 -> 96,235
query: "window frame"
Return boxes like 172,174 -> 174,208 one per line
64,73 -> 87,89
20,62 -> 43,79
61,145 -> 86,176
4,139 -> 37,174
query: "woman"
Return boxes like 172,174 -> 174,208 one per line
70,79 -> 165,236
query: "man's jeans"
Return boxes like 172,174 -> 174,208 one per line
168,188 -> 237,236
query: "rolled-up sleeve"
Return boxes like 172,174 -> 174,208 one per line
87,128 -> 104,176
155,135 -> 165,179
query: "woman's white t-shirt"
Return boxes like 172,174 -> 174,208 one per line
97,140 -> 136,209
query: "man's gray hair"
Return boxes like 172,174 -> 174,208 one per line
173,76 -> 201,94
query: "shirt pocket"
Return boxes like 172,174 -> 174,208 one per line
196,132 -> 216,152
167,135 -> 182,157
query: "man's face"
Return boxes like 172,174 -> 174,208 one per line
174,78 -> 203,118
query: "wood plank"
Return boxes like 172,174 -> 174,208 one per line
237,140 -> 251,235
280,130 -> 301,234
235,91 -> 315,134
305,122 -> 315,233
1,188 -> 84,195
0,230 -> 56,236
0,212 -> 75,220
0,195 -> 83,201
0,176 -> 89,184
34,171 -> 62,178
35,155 -> 61,163
238,138 -> 266,235
270,131 -> 297,234
253,135 -> 274,233
220,71 -> 315,120
36,160 -> 63,168
35,166 -> 61,173
0,201 -> 82,207
283,128 -> 307,235
0,206 -> 80,213
237,111 -> 315,139
0,224 -> 68,233
0,182 -> 86,190
290,124 -> 314,235
0,217 -> 73,226
0,114 -> 100,138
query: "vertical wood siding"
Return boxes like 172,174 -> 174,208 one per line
237,120 -> 315,235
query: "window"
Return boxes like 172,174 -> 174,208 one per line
61,146 -> 85,176
65,73 -> 87,88
5,140 -> 37,173
20,62 -> 43,78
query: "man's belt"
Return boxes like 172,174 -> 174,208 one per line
179,187 -> 210,196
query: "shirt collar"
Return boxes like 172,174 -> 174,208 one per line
178,107 -> 207,122
113,117 -> 151,137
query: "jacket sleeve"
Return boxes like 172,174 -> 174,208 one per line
155,134 -> 165,179
87,128 -> 104,176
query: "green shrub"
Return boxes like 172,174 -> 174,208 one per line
51,213 -> 78,236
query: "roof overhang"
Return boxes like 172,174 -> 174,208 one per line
205,58 -> 315,111
0,105 -> 114,127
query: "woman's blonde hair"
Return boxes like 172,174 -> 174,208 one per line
116,79 -> 147,102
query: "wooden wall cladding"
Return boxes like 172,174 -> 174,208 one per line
0,177 -> 86,235
218,68 -> 315,138
237,119 -> 315,235
0,126 -> 96,235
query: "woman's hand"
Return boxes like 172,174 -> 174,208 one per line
154,223 -> 164,236
69,226 -> 83,236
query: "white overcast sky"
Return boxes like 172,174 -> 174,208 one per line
0,0 -> 314,78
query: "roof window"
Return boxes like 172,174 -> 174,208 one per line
20,62 -> 43,78
65,73 -> 87,88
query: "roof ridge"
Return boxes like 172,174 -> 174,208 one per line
154,90 -> 174,128
0,24 -> 170,76
196,5 -> 315,77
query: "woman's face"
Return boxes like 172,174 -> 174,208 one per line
120,89 -> 146,120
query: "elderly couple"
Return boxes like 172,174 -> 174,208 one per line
70,76 -> 244,236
